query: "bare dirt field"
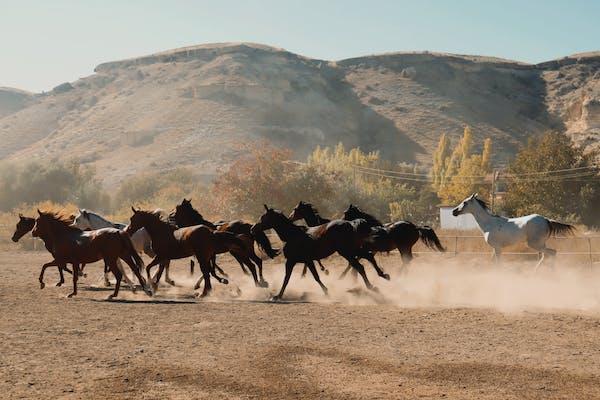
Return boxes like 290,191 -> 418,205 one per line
2,249 -> 600,399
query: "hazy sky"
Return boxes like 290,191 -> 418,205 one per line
1,0 -> 599,92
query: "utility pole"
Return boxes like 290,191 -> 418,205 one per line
490,169 -> 497,213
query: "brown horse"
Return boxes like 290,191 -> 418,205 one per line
126,208 -> 247,297
32,210 -> 150,298
170,199 -> 270,288
12,213 -> 86,288
251,205 -> 381,301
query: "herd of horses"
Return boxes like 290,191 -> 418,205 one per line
10,194 -> 575,301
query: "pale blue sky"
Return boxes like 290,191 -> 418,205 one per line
1,0 -> 599,92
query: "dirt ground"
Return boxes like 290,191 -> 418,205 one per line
1,250 -> 600,399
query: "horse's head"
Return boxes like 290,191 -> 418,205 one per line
288,201 -> 310,221
126,207 -> 147,234
71,209 -> 93,230
252,204 -> 284,234
31,210 -> 49,238
12,213 -> 35,242
342,203 -> 361,221
452,194 -> 481,216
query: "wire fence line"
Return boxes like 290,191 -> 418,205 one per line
4,225 -> 599,267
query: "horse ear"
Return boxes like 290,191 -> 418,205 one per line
263,204 -> 269,211
473,193 -> 479,198
37,209 -> 42,215
18,213 -> 23,218
131,206 -> 137,213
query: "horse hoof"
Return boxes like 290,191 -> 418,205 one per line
67,292 -> 76,298
271,295 -> 281,302
222,279 -> 229,285
55,282 -> 63,287
194,284 -> 201,290
107,295 -> 115,300
144,289 -> 153,297
167,280 -> 176,286
323,269 -> 329,275
83,273 -> 88,278
381,273 -> 390,281
370,286 -> 380,293
104,281 -> 111,287
258,280 -> 269,288
40,282 -> 45,289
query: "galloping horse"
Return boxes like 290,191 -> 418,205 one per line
251,205 -> 382,300
452,194 -> 575,269
170,199 -> 270,288
126,208 -> 247,297
288,201 -> 330,276
172,199 -> 279,280
343,204 -> 445,271
12,214 -> 76,287
72,209 -> 166,286
32,210 -> 150,298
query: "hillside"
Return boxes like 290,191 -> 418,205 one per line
0,43 -> 598,185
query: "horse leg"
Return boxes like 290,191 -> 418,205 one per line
190,260 -> 195,275
361,251 -> 390,280
492,248 -> 502,264
234,254 -> 262,287
151,261 -> 168,292
301,264 -> 309,278
317,260 -> 329,275
250,251 -> 268,286
103,263 -> 112,287
196,257 -> 213,298
306,261 -> 328,296
339,264 -> 353,280
341,255 -> 376,292
56,264 -> 67,287
116,259 -> 135,288
533,244 -> 556,271
273,260 -> 296,301
39,260 -> 59,289
107,259 -> 122,299
164,263 -> 176,286
145,257 -> 161,281
67,263 -> 80,298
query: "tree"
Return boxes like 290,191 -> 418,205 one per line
503,131 -> 599,225
432,134 -> 452,192
435,127 -> 493,205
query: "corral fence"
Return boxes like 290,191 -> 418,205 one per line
2,224 -> 599,267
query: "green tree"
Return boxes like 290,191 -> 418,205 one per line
503,131 -> 599,225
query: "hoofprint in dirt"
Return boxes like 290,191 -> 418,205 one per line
1,250 -> 600,399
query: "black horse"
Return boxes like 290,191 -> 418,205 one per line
251,205 -> 385,300
170,199 -> 270,288
288,201 -> 331,276
342,204 -> 445,272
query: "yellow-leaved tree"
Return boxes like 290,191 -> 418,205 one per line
434,127 -> 493,205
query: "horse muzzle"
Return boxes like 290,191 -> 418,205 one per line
452,208 -> 461,217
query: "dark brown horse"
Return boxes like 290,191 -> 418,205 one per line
31,210 -> 149,298
12,214 -> 75,287
251,205 -> 382,301
342,204 -> 445,272
126,208 -> 247,297
170,199 -> 270,288
288,201 -> 330,276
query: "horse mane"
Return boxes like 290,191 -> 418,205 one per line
39,210 -> 80,232
303,202 -> 329,221
137,209 -> 179,230
350,205 -> 383,226
475,198 -> 490,211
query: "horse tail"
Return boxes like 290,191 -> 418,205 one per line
417,226 -> 446,252
251,229 -> 280,259
213,231 -> 247,254
546,219 -> 576,237
120,231 -> 145,272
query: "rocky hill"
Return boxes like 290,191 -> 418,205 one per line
0,43 -> 598,185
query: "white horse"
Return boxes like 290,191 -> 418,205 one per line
71,209 -> 179,286
452,194 -> 575,269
